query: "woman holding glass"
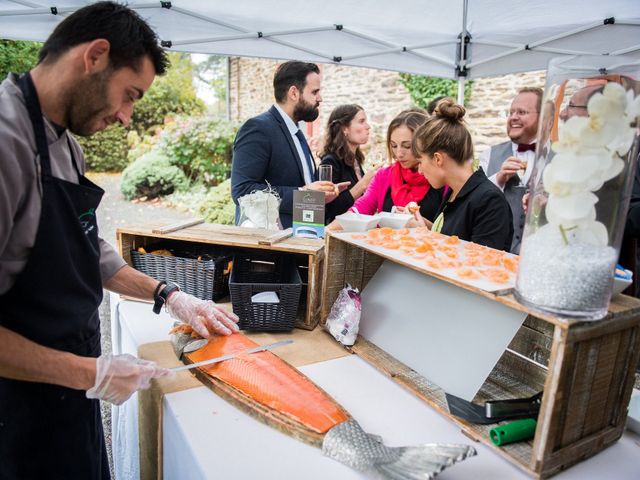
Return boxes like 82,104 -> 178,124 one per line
411,98 -> 513,251
319,104 -> 380,223
348,108 -> 444,219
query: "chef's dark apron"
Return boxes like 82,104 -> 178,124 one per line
0,73 -> 109,480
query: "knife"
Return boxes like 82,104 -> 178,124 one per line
171,339 -> 293,372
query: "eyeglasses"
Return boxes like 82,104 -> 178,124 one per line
503,109 -> 539,118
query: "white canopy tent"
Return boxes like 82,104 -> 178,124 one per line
1,0 -> 639,103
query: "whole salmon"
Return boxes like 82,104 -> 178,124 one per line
171,327 -> 475,479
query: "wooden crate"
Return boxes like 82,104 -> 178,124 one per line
117,222 -> 324,330
321,231 -> 640,478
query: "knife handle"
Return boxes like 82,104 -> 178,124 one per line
485,391 -> 543,419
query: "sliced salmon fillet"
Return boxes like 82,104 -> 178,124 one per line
186,333 -> 350,434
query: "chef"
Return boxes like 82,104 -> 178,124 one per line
0,3 -> 239,479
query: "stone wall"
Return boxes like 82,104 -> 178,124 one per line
228,57 -> 546,160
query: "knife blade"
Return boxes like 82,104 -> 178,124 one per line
170,339 -> 293,372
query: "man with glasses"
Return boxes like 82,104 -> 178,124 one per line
479,87 -> 543,253
559,83 -> 604,121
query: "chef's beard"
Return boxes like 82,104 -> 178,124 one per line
293,97 -> 319,123
65,69 -> 114,137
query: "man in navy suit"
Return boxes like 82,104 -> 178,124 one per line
231,61 -> 342,228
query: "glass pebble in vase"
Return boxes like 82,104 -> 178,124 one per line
515,55 -> 640,320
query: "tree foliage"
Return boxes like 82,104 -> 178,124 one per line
398,74 -> 473,108
0,40 -> 40,79
131,52 -> 205,134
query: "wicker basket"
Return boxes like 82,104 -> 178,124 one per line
131,247 -> 232,301
229,253 -> 302,332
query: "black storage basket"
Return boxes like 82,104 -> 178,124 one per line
131,247 -> 232,301
229,253 -> 302,332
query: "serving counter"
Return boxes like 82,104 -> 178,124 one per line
110,297 -> 640,480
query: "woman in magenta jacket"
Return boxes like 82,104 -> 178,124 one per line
350,109 -> 445,219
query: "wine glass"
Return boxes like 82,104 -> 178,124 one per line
318,164 -> 332,182
517,159 -> 528,184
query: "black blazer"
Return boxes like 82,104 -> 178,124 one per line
320,153 -> 360,223
231,105 -> 309,228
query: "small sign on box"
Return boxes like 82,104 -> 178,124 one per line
293,190 -> 325,238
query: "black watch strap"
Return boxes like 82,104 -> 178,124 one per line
153,281 -> 180,314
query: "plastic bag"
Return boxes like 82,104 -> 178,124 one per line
238,183 -> 282,229
325,284 -> 361,346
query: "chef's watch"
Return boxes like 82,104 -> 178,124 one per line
153,281 -> 181,314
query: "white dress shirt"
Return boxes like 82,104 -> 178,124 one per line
479,142 -> 535,191
273,103 -> 314,185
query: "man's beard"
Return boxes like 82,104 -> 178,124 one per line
293,98 -> 319,123
64,69 -> 114,137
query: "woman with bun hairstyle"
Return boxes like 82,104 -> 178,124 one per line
346,108 -> 444,220
412,98 -> 513,251
320,104 -> 380,223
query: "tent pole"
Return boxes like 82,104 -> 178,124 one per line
456,0 -> 469,106
457,79 -> 465,106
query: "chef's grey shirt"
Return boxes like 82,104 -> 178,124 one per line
0,73 -> 126,295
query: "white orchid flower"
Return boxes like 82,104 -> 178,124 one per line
542,82 -> 638,248
546,192 -> 598,226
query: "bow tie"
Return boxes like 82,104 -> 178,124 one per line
517,143 -> 536,153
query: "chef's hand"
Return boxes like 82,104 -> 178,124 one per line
166,291 -> 239,337
86,354 -> 170,406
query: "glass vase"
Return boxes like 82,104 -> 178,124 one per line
515,55 -> 640,320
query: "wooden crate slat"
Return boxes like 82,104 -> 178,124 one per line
531,327 -> 570,472
507,322 -> 553,367
559,338 -> 601,447
608,326 -> 640,427
540,426 -> 623,476
474,350 -> 546,405
581,331 -> 622,436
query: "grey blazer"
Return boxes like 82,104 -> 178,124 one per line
486,141 -> 526,254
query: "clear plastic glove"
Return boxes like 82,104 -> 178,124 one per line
86,354 -> 170,406
166,291 -> 240,337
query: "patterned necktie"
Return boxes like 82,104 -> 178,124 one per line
295,129 -> 316,182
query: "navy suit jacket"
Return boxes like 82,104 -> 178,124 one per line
231,105 -> 308,228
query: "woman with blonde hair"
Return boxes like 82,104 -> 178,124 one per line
412,98 -> 513,251
348,108 -> 444,219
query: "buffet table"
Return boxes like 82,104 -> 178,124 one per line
110,297 -> 640,480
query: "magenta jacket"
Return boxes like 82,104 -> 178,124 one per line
350,165 -> 393,215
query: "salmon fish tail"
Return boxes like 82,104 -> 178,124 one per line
322,419 -> 476,479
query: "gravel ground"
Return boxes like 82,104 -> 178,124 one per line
89,172 -> 194,479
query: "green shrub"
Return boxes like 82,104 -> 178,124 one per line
398,74 -> 473,108
75,124 -> 130,172
161,117 -> 238,186
197,179 -> 235,225
121,151 -> 189,200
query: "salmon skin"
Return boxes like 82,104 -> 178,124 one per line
171,326 -> 476,479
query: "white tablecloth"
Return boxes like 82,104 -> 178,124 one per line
111,297 -> 640,480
